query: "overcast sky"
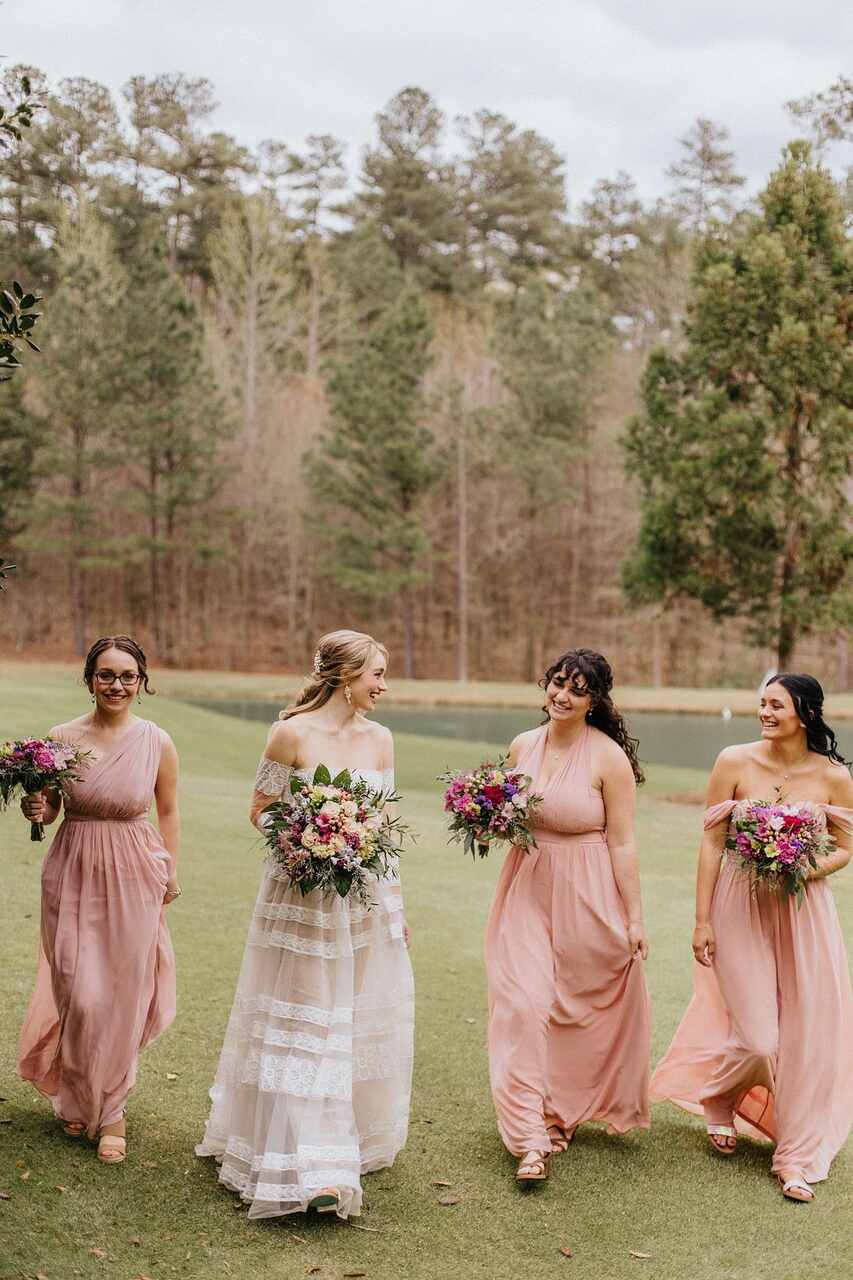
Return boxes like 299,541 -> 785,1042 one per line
9,0 -> 851,208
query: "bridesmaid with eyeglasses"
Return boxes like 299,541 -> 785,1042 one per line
17,635 -> 180,1163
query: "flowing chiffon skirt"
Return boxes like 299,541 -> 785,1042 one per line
17,721 -> 176,1138
196,867 -> 414,1219
651,801 -> 853,1184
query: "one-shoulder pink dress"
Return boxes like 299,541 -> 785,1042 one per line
485,725 -> 651,1156
650,800 -> 853,1183
17,719 -> 176,1138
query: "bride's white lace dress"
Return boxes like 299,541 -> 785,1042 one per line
196,761 -> 414,1219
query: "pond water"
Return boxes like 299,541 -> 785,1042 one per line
184,699 -> 853,772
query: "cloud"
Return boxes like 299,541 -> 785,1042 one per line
8,0 -> 848,205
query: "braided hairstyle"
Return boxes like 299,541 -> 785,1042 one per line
280,630 -> 388,721
766,673 -> 850,768
83,635 -> 154,694
540,647 -> 644,785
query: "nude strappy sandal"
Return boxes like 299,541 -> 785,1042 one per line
777,1174 -> 814,1203
515,1150 -> 551,1183
706,1124 -> 737,1155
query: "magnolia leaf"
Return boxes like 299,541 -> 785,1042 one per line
437,1193 -> 462,1206
559,1246 -> 574,1258
89,1247 -> 108,1259
431,1179 -> 453,1187
332,768 -> 352,789
629,1251 -> 652,1259
313,763 -> 331,786
290,776 -> 303,795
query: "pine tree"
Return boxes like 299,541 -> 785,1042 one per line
0,375 -> 40,542
308,284 -> 437,677
666,117 -> 745,229
354,87 -> 462,292
115,226 -> 227,660
625,143 -> 853,667
30,202 -> 124,654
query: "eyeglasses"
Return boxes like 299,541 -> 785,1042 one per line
93,671 -> 141,687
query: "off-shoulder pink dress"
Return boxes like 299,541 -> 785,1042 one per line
485,725 -> 651,1156
17,719 -> 176,1139
650,800 -> 853,1183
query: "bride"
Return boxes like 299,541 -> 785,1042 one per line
196,630 -> 414,1218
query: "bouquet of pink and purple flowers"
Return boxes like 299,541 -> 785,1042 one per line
439,756 -> 543,859
0,737 -> 92,841
725,799 -> 835,905
261,764 -> 410,907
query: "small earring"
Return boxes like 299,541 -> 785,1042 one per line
91,695 -> 96,704
344,685 -> 353,706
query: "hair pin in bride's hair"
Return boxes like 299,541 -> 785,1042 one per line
313,650 -> 323,676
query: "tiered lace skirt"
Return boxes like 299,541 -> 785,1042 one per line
196,864 -> 414,1218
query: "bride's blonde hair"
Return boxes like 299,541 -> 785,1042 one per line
280,630 -> 388,721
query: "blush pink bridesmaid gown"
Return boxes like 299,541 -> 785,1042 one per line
650,800 -> 853,1184
17,719 -> 176,1139
485,724 -> 651,1156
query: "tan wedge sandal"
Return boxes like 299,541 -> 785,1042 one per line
515,1150 -> 551,1183
97,1134 -> 127,1164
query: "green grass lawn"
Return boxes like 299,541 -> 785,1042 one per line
1,668 -> 851,1280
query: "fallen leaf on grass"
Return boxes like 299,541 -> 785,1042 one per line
0,1118 -> 12,1124
306,1268 -> 321,1276
36,1272 -> 49,1279
0,1191 -> 10,1201
141,1160 -> 158,1169
629,1252 -> 652,1260
288,1232 -> 308,1244
131,1274 -> 157,1280
54,1185 -> 67,1193
437,1194 -> 462,1206
559,1246 -> 574,1258
89,1247 -> 108,1259
19,1170 -> 31,1181
431,1180 -> 453,1187
129,1236 -> 142,1245
166,1072 -> 179,1081
343,1273 -> 367,1278
348,1222 -> 381,1233
464,1018 -> 475,1024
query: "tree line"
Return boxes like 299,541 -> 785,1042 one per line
0,66 -> 850,683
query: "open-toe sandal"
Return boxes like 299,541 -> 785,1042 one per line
707,1124 -> 737,1156
97,1134 -> 127,1164
515,1150 -> 550,1183
61,1120 -> 86,1138
547,1125 -> 576,1154
777,1174 -> 814,1203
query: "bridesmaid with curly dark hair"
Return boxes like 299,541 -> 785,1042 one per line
485,648 -> 651,1184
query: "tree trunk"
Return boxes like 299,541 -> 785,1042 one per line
306,240 -> 321,377
456,416 -> 468,682
401,590 -> 415,679
70,424 -> 87,657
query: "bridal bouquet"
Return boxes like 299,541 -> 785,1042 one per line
439,756 -> 542,859
725,800 -> 835,904
260,764 -> 409,906
0,737 -> 92,841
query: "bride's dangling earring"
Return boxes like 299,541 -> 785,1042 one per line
344,685 -> 353,706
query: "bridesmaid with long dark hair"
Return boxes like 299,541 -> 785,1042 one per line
18,635 -> 180,1163
485,648 -> 651,1184
651,673 -> 853,1203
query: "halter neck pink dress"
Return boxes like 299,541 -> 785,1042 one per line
650,799 -> 853,1183
17,719 -> 176,1139
485,725 -> 651,1156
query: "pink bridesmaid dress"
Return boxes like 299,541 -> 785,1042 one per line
651,800 -> 853,1184
18,719 -> 176,1138
485,724 -> 651,1155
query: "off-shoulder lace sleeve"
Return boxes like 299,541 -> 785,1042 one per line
254,756 -> 292,799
